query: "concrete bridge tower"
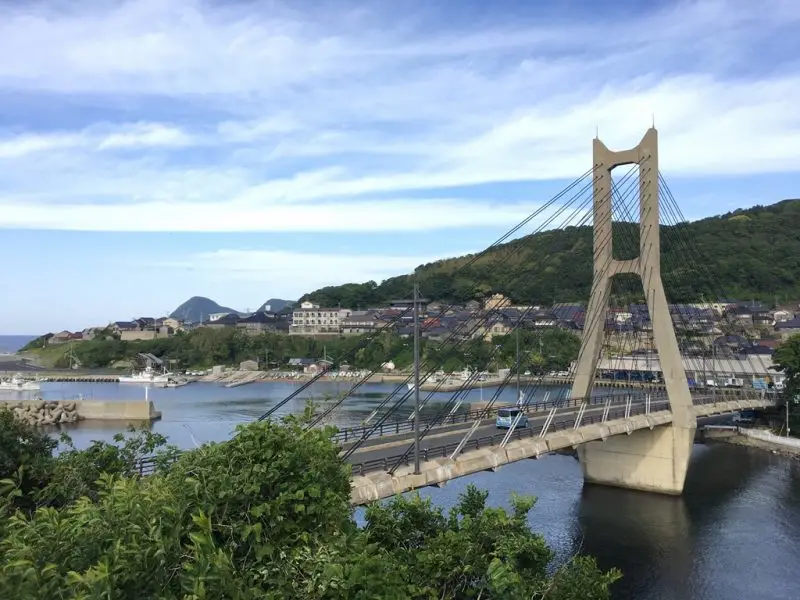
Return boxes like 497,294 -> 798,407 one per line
570,128 -> 697,495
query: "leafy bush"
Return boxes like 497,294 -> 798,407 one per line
0,411 -> 621,598
0,409 -> 56,512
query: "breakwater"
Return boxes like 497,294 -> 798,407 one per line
4,400 -> 80,426
1,399 -> 161,425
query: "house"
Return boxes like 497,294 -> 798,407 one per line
161,318 -> 183,331
239,359 -> 259,371
48,330 -> 74,345
341,311 -> 383,336
135,317 -> 156,330
204,313 -> 240,329
236,311 -> 289,335
529,311 -> 559,328
713,334 -> 752,356
390,297 -> 430,315
112,321 -> 139,334
287,357 -> 331,374
208,312 -> 234,322
739,344 -> 775,356
726,302 -> 772,327
552,304 -> 586,329
776,317 -> 800,340
81,327 -> 104,341
481,316 -> 512,340
120,326 -> 173,341
291,304 -> 351,335
773,310 -> 795,324
484,293 -> 511,310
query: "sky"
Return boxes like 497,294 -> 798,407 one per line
1,0 -> 799,334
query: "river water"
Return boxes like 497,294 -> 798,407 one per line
5,380 -> 800,599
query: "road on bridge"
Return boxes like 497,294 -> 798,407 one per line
345,396 -> 665,469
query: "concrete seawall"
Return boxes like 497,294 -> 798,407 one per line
1,399 -> 161,425
701,426 -> 800,457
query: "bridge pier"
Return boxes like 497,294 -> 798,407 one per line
569,127 -> 697,496
577,423 -> 694,495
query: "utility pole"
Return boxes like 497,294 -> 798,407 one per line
786,393 -> 791,438
516,314 -> 521,405
413,282 -> 421,474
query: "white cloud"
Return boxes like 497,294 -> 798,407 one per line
0,196 -> 533,232
96,123 -> 193,150
0,133 -> 82,158
0,0 -> 799,233
161,249 -> 458,298
0,122 -> 194,158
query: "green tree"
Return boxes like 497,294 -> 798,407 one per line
0,409 -> 55,512
0,410 -> 621,599
301,199 -> 800,307
772,334 -> 800,435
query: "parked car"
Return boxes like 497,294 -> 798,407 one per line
496,407 -> 529,429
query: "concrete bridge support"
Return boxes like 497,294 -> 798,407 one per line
571,128 -> 696,495
578,425 -> 694,494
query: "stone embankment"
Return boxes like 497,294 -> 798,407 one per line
701,426 -> 800,458
5,400 -> 80,426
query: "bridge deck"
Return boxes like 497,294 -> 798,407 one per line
349,395 -> 776,505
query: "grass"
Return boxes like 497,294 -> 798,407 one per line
17,344 -> 70,369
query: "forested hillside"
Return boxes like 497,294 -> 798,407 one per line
302,199 -> 800,307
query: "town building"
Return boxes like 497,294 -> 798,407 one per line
236,311 -> 290,335
47,331 -> 72,345
290,302 -> 351,335
341,311 -> 383,335
776,317 -> 800,340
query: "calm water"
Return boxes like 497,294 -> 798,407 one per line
0,334 -> 36,354
5,379 -> 800,598
401,444 -> 800,600
16,379 -> 585,449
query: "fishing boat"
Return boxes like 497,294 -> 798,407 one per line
119,365 -> 171,384
0,374 -> 40,391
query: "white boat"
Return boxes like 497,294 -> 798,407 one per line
0,374 -> 40,391
119,366 -> 172,384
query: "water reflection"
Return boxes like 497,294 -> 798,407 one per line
383,445 -> 800,600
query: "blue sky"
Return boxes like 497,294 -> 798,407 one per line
1,0 -> 799,334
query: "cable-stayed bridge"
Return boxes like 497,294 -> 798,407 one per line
215,128 -> 785,503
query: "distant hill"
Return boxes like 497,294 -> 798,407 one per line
257,298 -> 296,313
300,199 -> 800,308
169,296 -> 239,323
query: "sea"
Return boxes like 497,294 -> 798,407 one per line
0,374 -> 798,598
0,334 -> 37,354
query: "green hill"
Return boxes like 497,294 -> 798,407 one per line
301,199 -> 800,307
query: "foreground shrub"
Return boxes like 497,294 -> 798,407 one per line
0,412 -> 621,599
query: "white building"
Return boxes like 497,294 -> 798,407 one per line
291,302 -> 352,335
208,312 -> 233,322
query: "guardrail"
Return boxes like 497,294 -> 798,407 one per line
349,400 -> 672,475
348,390 -> 780,476
331,390 -> 666,444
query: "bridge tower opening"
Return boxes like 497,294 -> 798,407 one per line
571,128 -> 697,495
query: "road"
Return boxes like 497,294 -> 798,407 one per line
345,396 -> 669,468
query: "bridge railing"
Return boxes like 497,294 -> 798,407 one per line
331,390 -> 665,444
132,389 -> 776,476
350,400 -> 672,476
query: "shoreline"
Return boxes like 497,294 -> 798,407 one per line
701,426 -> 800,458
